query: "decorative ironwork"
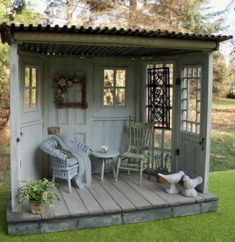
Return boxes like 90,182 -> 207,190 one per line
147,67 -> 170,129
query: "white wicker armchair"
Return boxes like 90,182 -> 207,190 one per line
40,135 -> 92,192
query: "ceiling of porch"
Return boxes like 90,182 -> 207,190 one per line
19,42 -> 199,57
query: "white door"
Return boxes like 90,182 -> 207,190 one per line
19,57 -> 43,181
176,53 -> 212,192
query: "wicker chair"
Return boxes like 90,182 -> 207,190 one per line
40,135 -> 91,193
115,122 -> 154,186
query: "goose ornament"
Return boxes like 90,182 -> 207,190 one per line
182,175 -> 203,197
158,171 -> 185,194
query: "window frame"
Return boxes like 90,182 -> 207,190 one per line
23,65 -> 40,113
180,64 -> 202,135
102,67 -> 127,108
145,63 -> 174,171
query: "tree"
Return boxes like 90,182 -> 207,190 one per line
213,52 -> 233,97
42,0 -> 224,34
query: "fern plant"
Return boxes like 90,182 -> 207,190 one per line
17,178 -> 59,211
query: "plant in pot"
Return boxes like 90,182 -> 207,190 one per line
17,178 -> 59,214
154,153 -> 171,184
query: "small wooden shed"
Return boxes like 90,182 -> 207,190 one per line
0,23 -> 232,235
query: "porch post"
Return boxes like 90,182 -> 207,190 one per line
10,43 -> 20,211
202,52 -> 213,192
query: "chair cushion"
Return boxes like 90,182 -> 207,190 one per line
120,152 -> 145,160
67,157 -> 78,167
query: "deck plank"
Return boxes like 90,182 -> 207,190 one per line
132,174 -> 195,205
59,182 -> 88,216
95,176 -> 136,211
53,187 -> 70,218
41,205 -> 55,220
88,178 -> 121,213
75,186 -> 103,214
120,174 -> 167,207
108,174 -> 152,209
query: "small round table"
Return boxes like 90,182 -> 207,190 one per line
92,150 -> 119,181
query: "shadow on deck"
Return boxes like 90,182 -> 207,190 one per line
7,174 -> 218,235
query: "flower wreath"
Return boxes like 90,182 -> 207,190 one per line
54,74 -> 87,108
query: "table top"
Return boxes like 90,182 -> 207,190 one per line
92,150 -> 119,159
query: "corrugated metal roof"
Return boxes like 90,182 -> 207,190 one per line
0,22 -> 233,45
20,42 -> 198,56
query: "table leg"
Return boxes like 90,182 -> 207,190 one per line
111,159 -> 116,179
101,159 -> 105,181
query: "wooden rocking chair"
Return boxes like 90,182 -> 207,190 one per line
115,122 -> 154,186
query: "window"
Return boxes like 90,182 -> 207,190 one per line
146,63 -> 174,172
181,65 -> 202,134
103,69 -> 126,106
24,66 -> 39,111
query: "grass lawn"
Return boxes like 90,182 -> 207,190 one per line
0,170 -> 234,242
212,97 -> 235,110
210,98 -> 235,171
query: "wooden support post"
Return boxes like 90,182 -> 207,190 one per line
10,44 -> 20,212
202,53 -> 213,192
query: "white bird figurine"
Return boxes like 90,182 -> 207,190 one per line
182,175 -> 203,197
158,171 -> 185,194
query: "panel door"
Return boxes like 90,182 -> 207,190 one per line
176,53 -> 212,192
19,57 -> 43,181
46,57 -> 91,146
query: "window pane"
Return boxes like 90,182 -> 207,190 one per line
31,68 -> 37,87
188,78 -> 197,122
115,88 -> 125,105
104,70 -> 114,87
31,88 -> 37,108
116,70 -> 126,87
25,67 -> 30,87
164,130 -> 172,149
24,89 -> 30,110
104,88 -> 114,106
181,66 -> 202,134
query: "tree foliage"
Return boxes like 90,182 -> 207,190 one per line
43,0 -> 224,34
213,52 -> 235,97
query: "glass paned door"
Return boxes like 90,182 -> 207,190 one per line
181,66 -> 202,134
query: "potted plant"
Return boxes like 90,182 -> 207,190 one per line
17,178 -> 59,214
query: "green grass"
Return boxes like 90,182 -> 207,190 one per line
212,97 -> 235,110
0,170 -> 235,242
210,98 -> 235,171
210,134 -> 235,171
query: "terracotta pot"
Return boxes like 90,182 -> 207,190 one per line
155,174 -> 167,184
30,200 -> 44,214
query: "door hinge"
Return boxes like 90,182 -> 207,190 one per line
176,78 -> 181,85
176,148 -> 180,155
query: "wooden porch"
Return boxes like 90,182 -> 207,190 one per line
7,173 -> 218,236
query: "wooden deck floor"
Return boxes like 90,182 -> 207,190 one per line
7,174 -> 218,235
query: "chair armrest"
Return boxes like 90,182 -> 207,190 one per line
71,140 -> 92,155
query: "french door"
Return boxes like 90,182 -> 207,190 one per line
176,54 -> 213,192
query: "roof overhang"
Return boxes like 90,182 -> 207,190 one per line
0,23 -> 233,57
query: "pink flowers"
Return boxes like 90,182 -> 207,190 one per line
58,77 -> 67,87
